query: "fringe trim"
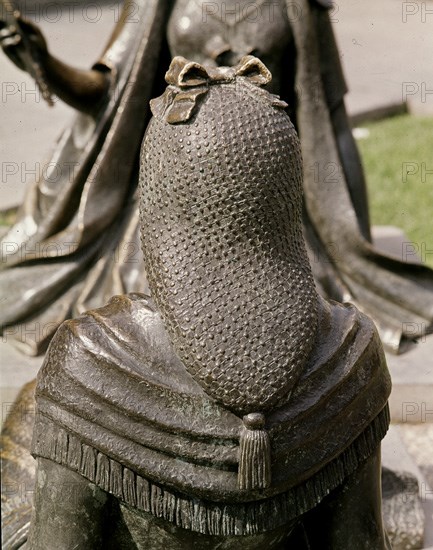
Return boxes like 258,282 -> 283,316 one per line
33,406 -> 389,536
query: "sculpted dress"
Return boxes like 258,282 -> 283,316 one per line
0,0 -> 432,355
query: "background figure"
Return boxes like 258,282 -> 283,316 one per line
0,0 -> 432,355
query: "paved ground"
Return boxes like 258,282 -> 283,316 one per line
333,0 -> 433,116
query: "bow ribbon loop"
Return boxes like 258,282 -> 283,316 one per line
165,58 -> 210,88
234,55 -> 272,86
165,55 -> 272,88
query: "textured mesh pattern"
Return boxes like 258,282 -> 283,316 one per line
139,80 -> 318,416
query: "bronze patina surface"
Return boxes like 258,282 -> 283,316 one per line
14,57 -> 392,549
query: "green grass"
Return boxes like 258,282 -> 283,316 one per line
357,114 -> 433,267
0,207 -> 17,227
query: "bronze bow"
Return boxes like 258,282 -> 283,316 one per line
150,55 -> 287,124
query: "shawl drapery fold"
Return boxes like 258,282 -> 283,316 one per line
32,293 -> 391,534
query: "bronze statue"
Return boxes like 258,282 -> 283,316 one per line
1,0 -> 432,355
13,57 -> 392,549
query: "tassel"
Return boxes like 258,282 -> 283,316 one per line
238,413 -> 271,490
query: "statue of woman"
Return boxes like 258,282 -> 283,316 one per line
0,0 -> 432,355
22,56 -> 392,549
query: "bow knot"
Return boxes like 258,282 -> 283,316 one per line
150,55 -> 287,124
165,55 -> 272,88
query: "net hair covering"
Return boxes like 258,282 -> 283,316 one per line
142,56 -> 318,412
140,56 -> 319,488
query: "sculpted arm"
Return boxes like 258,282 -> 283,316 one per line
0,15 -> 115,114
26,458 -> 109,549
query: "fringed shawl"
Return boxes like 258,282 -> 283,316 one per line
32,293 -> 391,535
